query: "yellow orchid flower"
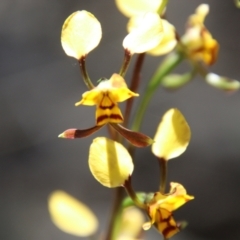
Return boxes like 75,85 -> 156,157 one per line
181,4 -> 219,65
75,73 -> 139,126
116,0 -> 176,55
58,73 -> 153,148
143,183 -> 194,238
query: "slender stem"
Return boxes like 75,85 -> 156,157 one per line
131,52 -> 184,132
119,49 -> 132,77
159,158 -> 168,194
105,187 -> 125,240
157,0 -> 169,15
78,56 -> 95,89
123,177 -> 147,210
124,53 -> 145,128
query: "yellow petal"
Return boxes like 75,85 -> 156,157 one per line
48,191 -> 98,237
155,208 -> 179,238
115,0 -> 162,18
108,74 -> 139,102
154,183 -> 194,212
148,19 -> 177,56
75,89 -> 103,106
143,208 -> 179,238
189,4 -> 209,26
109,88 -> 139,102
152,108 -> 191,160
61,11 -> 102,59
96,103 -> 124,126
123,12 -> 163,54
89,137 -> 134,187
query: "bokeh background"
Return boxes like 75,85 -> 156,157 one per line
1,0 -> 240,239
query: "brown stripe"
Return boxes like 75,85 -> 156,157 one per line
99,103 -> 115,110
162,225 -> 178,238
109,114 -> 123,121
97,114 -> 123,125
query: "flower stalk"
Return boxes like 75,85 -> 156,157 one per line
157,0 -> 169,15
119,49 -> 132,77
159,157 -> 168,193
78,56 -> 95,89
123,177 -> 147,210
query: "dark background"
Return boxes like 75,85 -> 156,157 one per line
0,0 -> 240,239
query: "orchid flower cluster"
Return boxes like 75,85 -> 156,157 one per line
48,1 -> 239,239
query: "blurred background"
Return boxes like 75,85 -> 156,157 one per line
0,0 -> 240,239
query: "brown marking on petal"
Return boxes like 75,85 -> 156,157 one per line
157,209 -> 179,238
99,103 -> 115,110
209,42 -> 219,65
97,114 -> 123,125
162,224 -> 179,239
110,114 -> 124,121
97,114 -> 109,125
99,93 -> 115,108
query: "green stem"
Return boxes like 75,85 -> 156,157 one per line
119,49 -> 132,77
131,52 -> 184,132
78,56 -> 95,89
157,0 -> 169,15
159,157 -> 168,194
